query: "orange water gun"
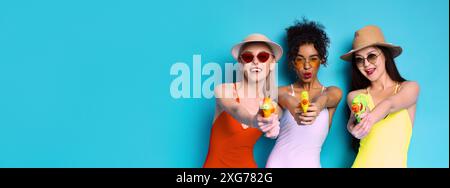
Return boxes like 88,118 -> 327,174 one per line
260,97 -> 276,118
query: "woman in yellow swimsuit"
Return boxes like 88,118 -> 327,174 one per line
340,25 -> 420,168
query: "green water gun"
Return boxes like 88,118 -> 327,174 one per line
351,94 -> 369,124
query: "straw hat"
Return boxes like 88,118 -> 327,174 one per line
340,25 -> 402,62
231,33 -> 283,62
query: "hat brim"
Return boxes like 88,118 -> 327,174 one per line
340,43 -> 403,62
231,40 -> 283,62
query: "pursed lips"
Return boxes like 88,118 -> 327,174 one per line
303,72 -> 312,78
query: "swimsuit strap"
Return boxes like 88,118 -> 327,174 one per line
321,86 -> 326,94
394,82 -> 400,94
233,83 -> 240,103
290,84 -> 295,96
367,82 -> 400,96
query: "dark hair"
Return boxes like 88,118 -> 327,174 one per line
348,46 -> 407,152
286,18 -> 330,68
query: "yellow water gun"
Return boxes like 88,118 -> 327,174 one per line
299,91 -> 309,113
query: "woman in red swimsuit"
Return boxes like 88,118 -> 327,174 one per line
203,33 -> 283,168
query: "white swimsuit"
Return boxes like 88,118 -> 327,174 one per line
266,85 -> 329,168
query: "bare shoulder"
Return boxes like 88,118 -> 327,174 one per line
325,86 -> 343,96
399,81 -> 420,91
278,85 -> 291,94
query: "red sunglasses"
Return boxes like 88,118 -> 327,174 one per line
239,51 -> 273,64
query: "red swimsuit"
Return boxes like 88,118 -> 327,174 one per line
203,83 -> 262,168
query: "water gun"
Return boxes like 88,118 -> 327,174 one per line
351,93 -> 369,124
260,97 -> 276,118
260,97 -> 278,138
299,91 -> 309,113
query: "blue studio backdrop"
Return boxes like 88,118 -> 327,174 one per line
0,0 -> 448,167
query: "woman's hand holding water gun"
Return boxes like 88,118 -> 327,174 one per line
296,102 -> 324,125
251,113 -> 280,139
347,111 -> 375,139
251,97 -> 280,139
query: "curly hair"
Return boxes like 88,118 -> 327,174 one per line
286,18 -> 330,67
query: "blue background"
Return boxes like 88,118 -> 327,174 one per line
0,0 -> 448,167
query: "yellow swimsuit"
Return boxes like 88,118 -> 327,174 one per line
352,83 -> 412,168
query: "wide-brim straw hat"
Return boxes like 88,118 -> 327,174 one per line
340,25 -> 402,62
231,33 -> 283,62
